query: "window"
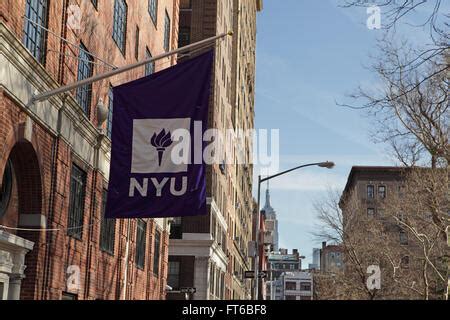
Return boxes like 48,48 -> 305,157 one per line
106,86 -> 114,138
135,219 -> 147,269
76,44 -> 94,115
0,160 -> 13,218
164,10 -> 171,52
148,0 -> 158,25
178,27 -> 191,48
378,208 -> 385,217
62,292 -> 78,300
285,295 -> 296,300
170,217 -> 182,239
112,0 -> 128,54
367,185 -> 375,199
134,26 -> 140,60
378,185 -> 386,198
100,190 -> 115,254
180,0 -> 192,9
285,281 -> 296,290
367,208 -> 375,217
23,0 -> 49,64
300,282 -> 311,291
209,264 -> 215,294
399,230 -> 408,245
153,229 -> 161,275
68,164 -> 87,239
145,48 -> 154,76
168,261 -> 180,289
401,256 -> 410,269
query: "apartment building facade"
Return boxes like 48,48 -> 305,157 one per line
0,0 -> 179,300
271,271 -> 313,301
340,166 -> 447,299
167,0 -> 262,300
319,242 -> 343,274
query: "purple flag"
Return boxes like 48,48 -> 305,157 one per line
105,50 -> 213,218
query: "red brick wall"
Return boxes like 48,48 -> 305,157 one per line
1,0 -> 178,300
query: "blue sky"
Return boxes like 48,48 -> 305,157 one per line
252,0 -> 444,265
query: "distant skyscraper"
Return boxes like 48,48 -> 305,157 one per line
262,187 -> 279,253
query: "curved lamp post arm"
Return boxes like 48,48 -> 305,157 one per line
260,161 -> 335,183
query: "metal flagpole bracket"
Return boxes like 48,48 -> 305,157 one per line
26,32 -> 233,107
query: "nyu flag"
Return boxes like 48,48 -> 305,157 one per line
105,50 -> 213,218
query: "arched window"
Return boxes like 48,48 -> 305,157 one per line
0,160 -> 13,218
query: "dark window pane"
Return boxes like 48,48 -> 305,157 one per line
153,230 -> 161,275
148,0 -> 158,25
399,230 -> 408,245
169,217 -> 182,239
75,44 -> 94,115
164,11 -> 171,52
113,0 -> 128,54
145,48 -> 154,76
367,185 -> 374,199
178,27 -> 191,48
135,219 -> 147,269
285,282 -> 296,290
167,261 -> 180,289
378,185 -> 386,198
0,160 -> 13,218
100,190 -> 115,254
134,26 -> 139,60
23,0 -> 49,64
300,282 -> 311,291
67,164 -> 87,239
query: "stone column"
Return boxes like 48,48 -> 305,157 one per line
7,274 -> 25,300
0,250 -> 13,300
193,256 -> 210,300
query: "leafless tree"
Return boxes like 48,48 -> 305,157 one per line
313,175 -> 448,300
340,1 -> 449,47
339,40 -> 449,167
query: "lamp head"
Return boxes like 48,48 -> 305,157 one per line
318,161 -> 335,169
96,98 -> 108,129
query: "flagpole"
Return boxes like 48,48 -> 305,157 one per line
28,31 -> 233,106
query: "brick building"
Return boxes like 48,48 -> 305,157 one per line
319,241 -> 343,274
340,166 -> 447,298
167,0 -> 262,300
0,0 -> 179,300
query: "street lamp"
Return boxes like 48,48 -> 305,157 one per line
253,161 -> 335,300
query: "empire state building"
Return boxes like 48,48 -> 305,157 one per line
262,187 -> 279,253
